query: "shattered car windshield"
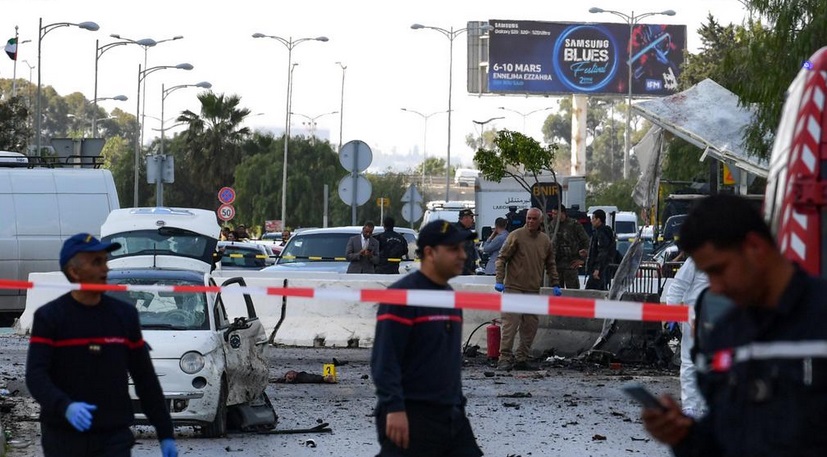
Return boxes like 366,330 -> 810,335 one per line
107,276 -> 209,330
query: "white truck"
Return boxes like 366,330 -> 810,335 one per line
475,175 -> 586,239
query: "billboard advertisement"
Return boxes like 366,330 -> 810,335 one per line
487,20 -> 686,96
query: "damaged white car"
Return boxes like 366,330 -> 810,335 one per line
100,207 -> 276,437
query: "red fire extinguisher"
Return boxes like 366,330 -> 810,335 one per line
486,319 -> 501,360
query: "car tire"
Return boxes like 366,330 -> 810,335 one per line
201,379 -> 228,438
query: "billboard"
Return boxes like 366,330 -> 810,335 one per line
487,20 -> 686,96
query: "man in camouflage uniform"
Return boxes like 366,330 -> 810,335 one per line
551,205 -> 589,289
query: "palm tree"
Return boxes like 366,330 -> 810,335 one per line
177,92 -> 251,209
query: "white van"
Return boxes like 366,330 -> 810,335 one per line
420,200 -> 474,229
613,211 -> 639,238
454,168 -> 480,187
0,162 -> 120,320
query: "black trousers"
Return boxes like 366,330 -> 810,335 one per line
375,401 -> 483,457
42,422 -> 135,457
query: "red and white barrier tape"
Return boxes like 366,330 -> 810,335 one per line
0,278 -> 688,323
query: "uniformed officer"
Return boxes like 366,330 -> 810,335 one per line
550,205 -> 589,289
640,194 -> 827,456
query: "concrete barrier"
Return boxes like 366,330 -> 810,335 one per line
17,271 -> 675,360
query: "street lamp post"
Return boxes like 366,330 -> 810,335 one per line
291,110 -> 338,144
91,94 -> 127,136
497,106 -> 554,134
93,37 -> 155,136
472,116 -> 504,150
134,63 -> 193,207
113,34 -> 184,150
401,108 -> 447,187
252,33 -> 328,229
335,61 -> 347,152
36,17 -> 99,156
157,81 -> 211,206
411,23 -> 492,201
589,7 -> 676,179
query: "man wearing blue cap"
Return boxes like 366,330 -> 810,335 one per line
25,233 -> 178,457
371,220 -> 483,457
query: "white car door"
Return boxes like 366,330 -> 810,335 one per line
216,277 -> 269,405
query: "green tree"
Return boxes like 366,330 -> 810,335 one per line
177,92 -> 251,210
722,1 -> 827,158
0,95 -> 33,152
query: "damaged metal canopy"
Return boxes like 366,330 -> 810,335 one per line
632,78 -> 769,178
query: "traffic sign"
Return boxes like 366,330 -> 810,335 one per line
338,174 -> 372,206
218,187 -> 236,205
400,184 -> 423,203
376,197 -> 390,208
339,140 -> 373,172
217,204 -> 236,221
400,202 -> 423,224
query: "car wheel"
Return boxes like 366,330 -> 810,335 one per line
201,379 -> 228,438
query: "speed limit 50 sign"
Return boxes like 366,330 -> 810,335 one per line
217,204 -> 235,221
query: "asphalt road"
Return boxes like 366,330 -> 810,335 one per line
0,335 -> 679,457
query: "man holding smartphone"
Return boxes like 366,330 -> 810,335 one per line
640,195 -> 827,456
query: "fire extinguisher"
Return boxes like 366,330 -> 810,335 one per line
486,319 -> 501,360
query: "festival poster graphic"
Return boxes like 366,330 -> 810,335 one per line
487,20 -> 686,96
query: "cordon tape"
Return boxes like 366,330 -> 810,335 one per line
0,278 -> 689,323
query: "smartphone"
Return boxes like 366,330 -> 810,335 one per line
621,382 -> 667,411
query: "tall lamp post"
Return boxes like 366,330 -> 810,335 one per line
134,63 -> 193,207
411,23 -> 492,201
36,17 -> 99,156
589,7 -> 676,179
401,108 -> 447,187
252,33 -> 328,229
291,110 -> 338,144
157,81 -> 211,206
94,37 -> 155,136
335,61 -> 347,152
113,34 -> 184,150
497,106 -> 554,134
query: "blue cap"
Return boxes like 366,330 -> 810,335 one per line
59,233 -> 121,269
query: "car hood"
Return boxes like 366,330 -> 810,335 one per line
143,330 -> 221,359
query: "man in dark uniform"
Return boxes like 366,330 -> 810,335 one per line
551,204 -> 590,289
585,209 -> 616,290
26,234 -> 177,457
371,220 -> 483,457
455,208 -> 478,275
641,195 -> 827,456
375,217 -> 409,274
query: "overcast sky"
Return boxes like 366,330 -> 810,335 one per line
3,0 -> 748,172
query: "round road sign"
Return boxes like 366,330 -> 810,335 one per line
339,140 -> 373,173
217,204 -> 235,221
338,174 -> 372,206
218,187 -> 236,204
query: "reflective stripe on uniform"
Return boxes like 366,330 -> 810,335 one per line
699,340 -> 827,372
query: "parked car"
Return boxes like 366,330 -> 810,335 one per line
262,226 -> 417,273
217,241 -> 271,269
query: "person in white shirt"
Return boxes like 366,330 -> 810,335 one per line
663,256 -> 709,417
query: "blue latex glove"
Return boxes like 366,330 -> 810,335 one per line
552,286 -> 562,297
65,402 -> 97,432
161,438 -> 178,457
494,283 -> 505,292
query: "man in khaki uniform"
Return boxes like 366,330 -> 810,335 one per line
494,208 -> 561,371
551,205 -> 589,289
